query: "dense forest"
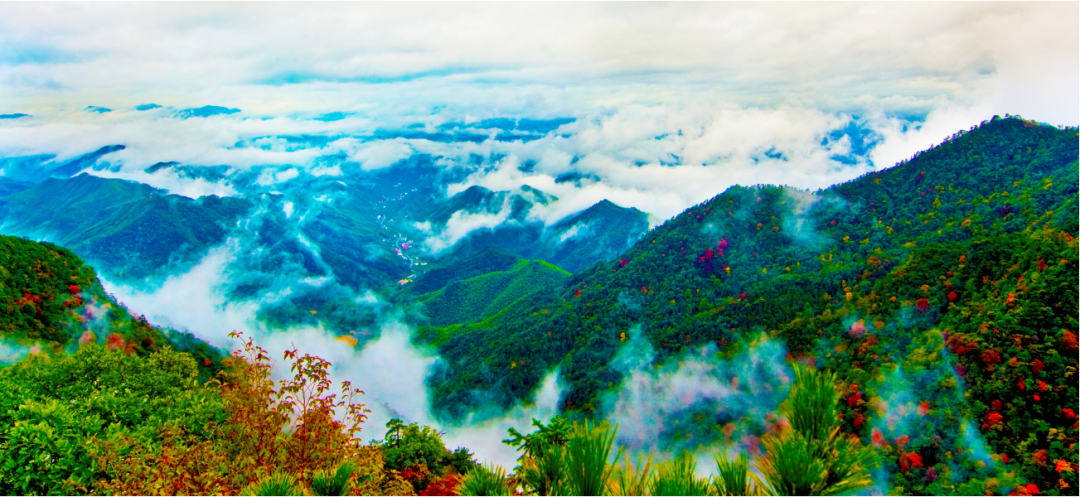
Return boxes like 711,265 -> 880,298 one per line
0,115 -> 1075,495
417,116 -> 1079,494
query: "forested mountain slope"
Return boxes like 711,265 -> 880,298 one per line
421,116 -> 1079,493
0,234 -> 222,368
416,259 -> 570,327
0,174 -> 250,281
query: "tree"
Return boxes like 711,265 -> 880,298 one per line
756,364 -> 876,496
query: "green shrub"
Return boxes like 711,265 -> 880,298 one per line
311,460 -> 356,496
713,452 -> 756,496
240,471 -> 303,496
459,463 -> 511,496
650,450 -> 712,496
562,419 -> 623,496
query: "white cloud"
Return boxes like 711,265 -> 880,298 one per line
98,240 -> 563,469
423,208 -> 512,256
254,167 -> 300,186
346,139 -> 413,171
0,3 -> 1072,124
601,327 -> 792,453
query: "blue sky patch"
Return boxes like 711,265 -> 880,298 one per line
177,105 -> 240,118
314,112 -> 348,122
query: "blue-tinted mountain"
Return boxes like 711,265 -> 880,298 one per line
0,173 -> 250,280
47,145 -> 126,179
177,105 -> 241,118
0,177 -> 33,197
0,146 -> 125,183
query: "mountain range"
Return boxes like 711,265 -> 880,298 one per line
0,115 -> 1076,495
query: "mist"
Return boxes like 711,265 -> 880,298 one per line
97,239 -> 565,469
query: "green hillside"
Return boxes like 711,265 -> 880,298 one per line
0,234 -> 223,369
0,174 -> 250,281
422,117 -> 1079,492
407,246 -> 523,296
417,258 -> 571,328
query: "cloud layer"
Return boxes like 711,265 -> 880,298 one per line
99,241 -> 562,468
0,3 -> 1075,124
0,3 -> 1075,227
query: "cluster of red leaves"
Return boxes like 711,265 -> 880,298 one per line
898,451 -> 923,473
1010,483 -> 1041,496
400,463 -> 432,491
946,332 -> 980,355
871,428 -> 887,448
846,392 -> 863,408
983,412 -> 1004,430
14,292 -> 43,313
915,298 -> 930,314
981,348 -> 1002,371
419,473 -> 462,496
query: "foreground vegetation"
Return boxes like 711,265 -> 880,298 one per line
2,322 -> 889,496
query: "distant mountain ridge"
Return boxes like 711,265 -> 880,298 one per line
0,142 -> 649,333
0,173 -> 250,281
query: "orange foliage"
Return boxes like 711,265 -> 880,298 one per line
1033,449 -> 1049,467
90,331 -> 374,495
105,333 -> 125,351
1061,330 -> 1079,351
420,474 -> 462,496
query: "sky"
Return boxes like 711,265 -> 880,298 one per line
0,3 -> 1076,225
